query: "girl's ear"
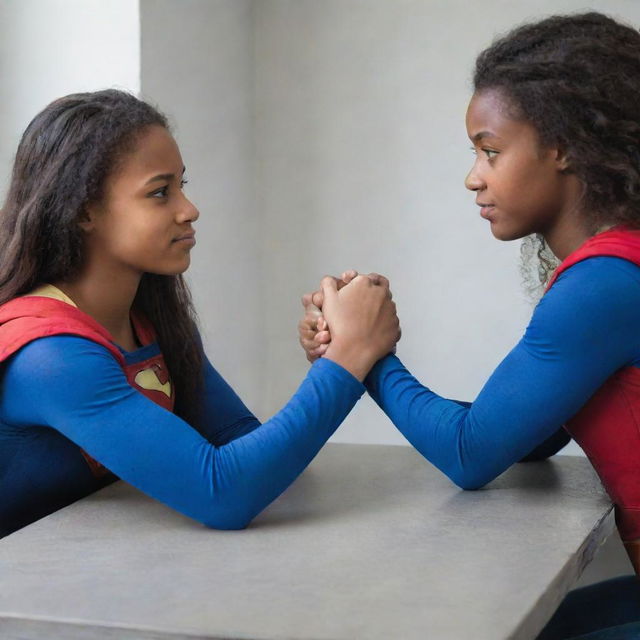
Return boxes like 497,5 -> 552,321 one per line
555,146 -> 571,172
77,206 -> 96,232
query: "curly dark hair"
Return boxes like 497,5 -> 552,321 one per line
473,12 -> 640,289
0,89 -> 203,425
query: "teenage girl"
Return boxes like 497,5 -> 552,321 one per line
299,13 -> 640,639
0,89 -> 400,537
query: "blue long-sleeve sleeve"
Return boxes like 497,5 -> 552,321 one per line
0,337 -> 364,530
190,351 -> 262,446
446,401 -> 572,460
365,257 -> 640,489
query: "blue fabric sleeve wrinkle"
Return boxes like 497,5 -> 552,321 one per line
447,399 -> 571,460
1,336 -> 364,529
364,257 -> 640,489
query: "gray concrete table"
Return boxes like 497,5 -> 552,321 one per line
0,443 -> 613,640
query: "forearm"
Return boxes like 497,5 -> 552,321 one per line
365,353 -> 587,489
365,355 -> 500,488
78,360 -> 362,528
5,339 -> 364,530
200,358 -> 364,527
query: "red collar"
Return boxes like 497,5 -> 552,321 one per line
545,227 -> 640,292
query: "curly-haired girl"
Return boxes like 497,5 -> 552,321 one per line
300,12 -> 640,638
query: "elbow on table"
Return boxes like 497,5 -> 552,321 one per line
448,468 -> 494,492
198,502 -> 262,531
198,510 -> 254,531
200,512 -> 252,531
202,518 -> 250,531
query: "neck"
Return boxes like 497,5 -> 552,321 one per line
543,216 -> 591,261
534,172 -> 604,260
540,177 -> 612,260
544,219 -> 616,262
54,261 -> 142,349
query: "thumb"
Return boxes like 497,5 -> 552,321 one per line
311,289 -> 324,308
320,276 -> 339,310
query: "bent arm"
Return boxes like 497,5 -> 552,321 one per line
2,337 -> 364,529
365,258 -> 640,488
448,399 -> 571,461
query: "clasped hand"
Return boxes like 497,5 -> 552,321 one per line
298,270 -> 401,381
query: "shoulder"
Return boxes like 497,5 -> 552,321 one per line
4,335 -> 125,393
525,256 -> 640,356
7,334 -> 121,371
552,255 -> 640,292
539,256 -> 640,321
1,335 -> 130,425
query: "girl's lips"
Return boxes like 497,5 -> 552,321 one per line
173,233 -> 196,246
479,205 -> 495,220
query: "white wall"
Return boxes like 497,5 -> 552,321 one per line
140,0 -> 264,408
0,0 -> 140,199
254,0 -> 640,456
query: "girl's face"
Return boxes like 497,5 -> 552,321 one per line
82,125 -> 199,277
465,89 -> 576,242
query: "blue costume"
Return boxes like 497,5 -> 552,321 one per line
365,255 -> 640,493
0,287 -> 365,537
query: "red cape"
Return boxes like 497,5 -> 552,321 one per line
547,228 -> 640,544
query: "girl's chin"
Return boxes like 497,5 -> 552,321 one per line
148,260 -> 191,276
489,223 -> 528,242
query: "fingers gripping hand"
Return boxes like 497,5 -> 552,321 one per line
298,304 -> 330,363
298,270 -> 359,363
321,274 -> 401,380
308,270 -> 359,310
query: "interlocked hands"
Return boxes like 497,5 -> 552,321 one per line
298,270 -> 401,381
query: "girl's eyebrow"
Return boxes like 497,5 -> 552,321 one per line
471,131 -> 501,143
144,166 -> 186,186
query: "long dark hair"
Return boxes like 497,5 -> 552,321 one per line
473,12 -> 640,289
0,89 -> 203,424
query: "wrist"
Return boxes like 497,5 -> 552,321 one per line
324,339 -> 376,382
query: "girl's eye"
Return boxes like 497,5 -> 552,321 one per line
469,146 -> 499,160
150,186 -> 169,199
148,179 -> 188,199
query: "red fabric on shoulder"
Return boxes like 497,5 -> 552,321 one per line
0,297 -> 125,366
545,227 -> 640,291
0,295 -> 174,477
546,228 -> 640,543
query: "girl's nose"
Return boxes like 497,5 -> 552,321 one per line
178,195 -> 199,223
465,165 -> 485,192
